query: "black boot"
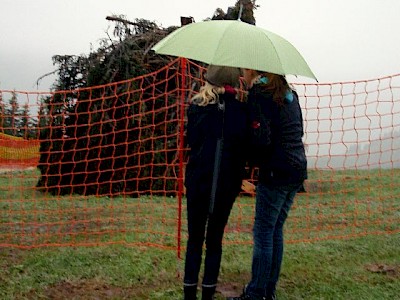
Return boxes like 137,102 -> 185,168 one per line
184,285 -> 198,300
202,285 -> 216,300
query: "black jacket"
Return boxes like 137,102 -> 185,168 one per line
248,85 -> 307,186
184,92 -> 248,198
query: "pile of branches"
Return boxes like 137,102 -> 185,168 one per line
36,0 -> 258,196
43,0 -> 257,90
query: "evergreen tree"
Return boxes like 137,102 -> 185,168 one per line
36,1 -> 259,196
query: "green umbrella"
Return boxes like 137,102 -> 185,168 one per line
152,20 -> 317,80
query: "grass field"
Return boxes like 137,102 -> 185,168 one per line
0,234 -> 398,299
0,168 -> 399,299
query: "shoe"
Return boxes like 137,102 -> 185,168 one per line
226,295 -> 251,300
227,293 -> 270,300
266,294 -> 277,300
227,285 -> 275,300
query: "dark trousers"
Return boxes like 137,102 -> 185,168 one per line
183,188 -> 236,297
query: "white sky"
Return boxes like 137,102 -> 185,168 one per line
1,0 -> 400,91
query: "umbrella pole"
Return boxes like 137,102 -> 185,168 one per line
209,99 -> 225,214
209,138 -> 223,214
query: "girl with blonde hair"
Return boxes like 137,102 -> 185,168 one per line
184,65 -> 249,300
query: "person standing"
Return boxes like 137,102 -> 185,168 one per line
228,70 -> 307,300
184,65 -> 249,300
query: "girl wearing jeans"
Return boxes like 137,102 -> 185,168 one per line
228,70 -> 307,300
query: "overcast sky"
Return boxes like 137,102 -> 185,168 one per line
1,0 -> 400,91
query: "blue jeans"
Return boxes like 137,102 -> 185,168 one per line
246,182 -> 302,299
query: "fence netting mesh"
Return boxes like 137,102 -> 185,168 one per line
0,58 -> 399,253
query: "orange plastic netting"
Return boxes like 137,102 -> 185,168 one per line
0,133 -> 40,168
0,58 -> 399,255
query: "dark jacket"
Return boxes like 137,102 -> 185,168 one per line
248,84 -> 307,186
184,92 -> 248,198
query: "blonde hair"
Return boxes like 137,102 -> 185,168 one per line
191,82 -> 225,106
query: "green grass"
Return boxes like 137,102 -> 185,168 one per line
0,168 -> 399,299
0,235 -> 398,299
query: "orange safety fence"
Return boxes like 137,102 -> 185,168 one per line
0,58 -> 399,256
0,133 -> 40,169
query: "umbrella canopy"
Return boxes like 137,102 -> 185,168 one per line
152,20 -> 317,80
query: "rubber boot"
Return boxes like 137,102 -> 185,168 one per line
201,285 -> 216,300
184,285 -> 197,300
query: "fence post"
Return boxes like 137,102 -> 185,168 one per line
177,57 -> 188,259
